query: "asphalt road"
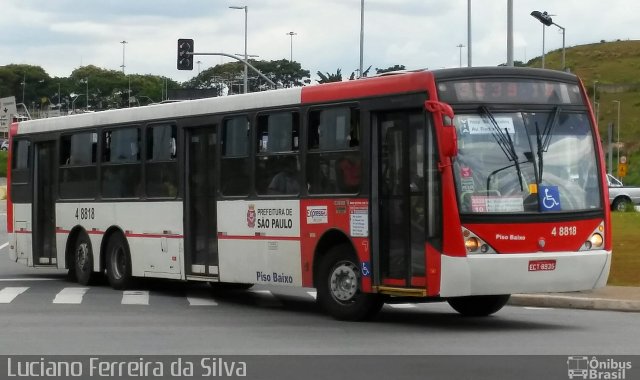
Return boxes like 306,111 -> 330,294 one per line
0,212 -> 638,357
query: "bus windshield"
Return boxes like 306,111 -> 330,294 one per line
453,109 -> 601,214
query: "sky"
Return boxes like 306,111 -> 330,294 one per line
0,0 -> 638,83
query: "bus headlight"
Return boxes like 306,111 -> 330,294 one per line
589,233 -> 603,248
465,237 -> 480,252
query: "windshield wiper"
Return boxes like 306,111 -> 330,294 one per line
480,106 -> 524,191
535,106 -> 561,182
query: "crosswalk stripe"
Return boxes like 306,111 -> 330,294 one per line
53,287 -> 89,304
250,289 -> 283,307
0,287 -> 29,303
122,290 -> 150,305
388,303 -> 417,309
187,293 -> 218,306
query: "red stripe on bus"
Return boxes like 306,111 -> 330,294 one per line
217,234 -> 300,241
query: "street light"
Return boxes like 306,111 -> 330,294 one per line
229,5 -> 248,94
359,0 -> 364,78
286,31 -> 297,62
456,44 -> 465,67
120,40 -> 127,74
613,100 -> 621,167
530,10 -> 565,70
71,94 -> 84,114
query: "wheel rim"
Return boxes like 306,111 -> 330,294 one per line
111,246 -> 126,280
329,260 -> 359,303
616,201 -> 627,211
76,243 -> 89,272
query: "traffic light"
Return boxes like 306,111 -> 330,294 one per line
177,39 -> 194,70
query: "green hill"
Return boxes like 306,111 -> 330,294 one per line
528,40 -> 640,184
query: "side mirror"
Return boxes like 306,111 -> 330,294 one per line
425,100 -> 458,158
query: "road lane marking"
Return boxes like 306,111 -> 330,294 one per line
307,291 -> 317,300
0,278 -> 60,282
187,292 -> 218,306
523,306 -> 552,310
388,303 -> 418,309
0,287 -> 29,303
53,287 -> 89,304
121,290 -> 150,305
250,289 -> 283,307
0,242 -> 9,250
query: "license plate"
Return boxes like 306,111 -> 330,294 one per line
528,259 -> 556,271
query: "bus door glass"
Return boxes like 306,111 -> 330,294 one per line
186,127 -> 219,277
375,109 -> 427,286
33,141 -> 57,266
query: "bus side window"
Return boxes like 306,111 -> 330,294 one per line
220,116 -> 250,196
307,107 -> 361,195
255,111 -> 300,196
146,124 -> 178,198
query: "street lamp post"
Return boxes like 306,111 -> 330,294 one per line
229,5 -> 248,94
286,31 -> 297,62
71,94 -> 84,114
456,44 -> 465,67
613,100 -> 621,168
530,11 -> 565,70
359,0 -> 364,78
120,40 -> 127,74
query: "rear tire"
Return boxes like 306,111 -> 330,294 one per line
447,294 -> 511,317
316,244 -> 383,321
612,197 -> 629,212
74,233 -> 94,285
105,233 -> 133,290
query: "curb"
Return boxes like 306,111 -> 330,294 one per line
509,294 -> 640,312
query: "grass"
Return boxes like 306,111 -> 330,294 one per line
609,211 -> 640,286
0,151 -> 6,177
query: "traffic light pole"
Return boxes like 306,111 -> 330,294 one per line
188,52 -> 278,89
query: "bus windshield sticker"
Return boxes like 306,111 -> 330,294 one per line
458,115 -> 514,135
471,195 -> 524,213
538,185 -> 561,211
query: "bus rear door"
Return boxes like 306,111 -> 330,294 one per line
32,140 -> 57,266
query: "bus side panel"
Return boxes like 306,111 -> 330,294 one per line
217,200 -> 302,286
55,202 -> 184,278
299,199 -> 371,291
12,203 -> 33,266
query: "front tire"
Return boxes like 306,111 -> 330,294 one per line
316,244 -> 382,321
105,233 -> 133,290
74,233 -> 94,285
447,294 -> 511,317
612,197 -> 629,212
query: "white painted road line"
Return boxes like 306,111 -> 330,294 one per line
0,242 -> 9,250
307,291 -> 317,300
388,303 -> 418,309
250,289 -> 283,307
0,278 -> 60,282
0,287 -> 29,303
186,293 -> 218,306
121,290 -> 150,305
53,287 -> 89,304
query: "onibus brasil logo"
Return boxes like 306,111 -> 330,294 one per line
567,356 -> 632,379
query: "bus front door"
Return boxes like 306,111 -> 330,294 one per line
186,127 -> 219,278
32,141 -> 57,266
374,109 -> 428,288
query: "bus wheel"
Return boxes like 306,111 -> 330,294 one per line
447,294 -> 511,317
74,233 -> 94,285
316,245 -> 383,321
106,233 -> 133,290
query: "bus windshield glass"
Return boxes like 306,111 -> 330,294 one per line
453,109 -> 601,214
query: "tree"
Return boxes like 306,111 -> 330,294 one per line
317,69 -> 343,84
376,65 -> 406,74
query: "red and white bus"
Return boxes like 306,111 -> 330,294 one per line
6,67 -> 611,320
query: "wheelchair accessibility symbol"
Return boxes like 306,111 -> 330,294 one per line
361,262 -> 371,277
538,185 -> 561,211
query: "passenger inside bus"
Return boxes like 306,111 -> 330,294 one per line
268,156 -> 300,195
